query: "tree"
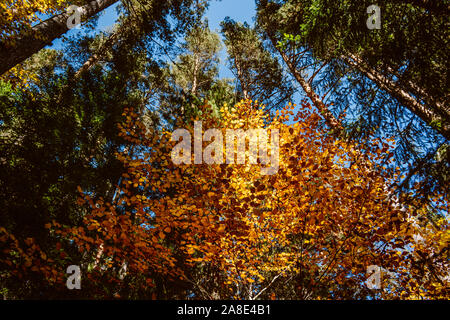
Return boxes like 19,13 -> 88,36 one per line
0,8 -> 193,297
1,0 -> 448,300
0,0 -> 119,75
172,22 -> 222,97
0,55 -> 134,297
154,20 -> 236,124
0,0 -> 206,76
0,0 -> 72,43
256,0 -> 449,136
0,0 -> 213,298
221,18 -> 293,110
8,99 -> 445,299
256,0 -> 449,203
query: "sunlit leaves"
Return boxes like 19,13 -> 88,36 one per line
2,98 -> 447,299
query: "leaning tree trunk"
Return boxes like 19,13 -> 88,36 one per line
0,0 -> 119,76
267,34 -> 344,134
342,53 -> 450,141
73,23 -> 124,79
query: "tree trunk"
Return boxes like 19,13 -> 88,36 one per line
268,35 -> 343,134
73,23 -> 123,79
0,0 -> 118,75
234,55 -> 250,100
342,53 -> 450,140
191,55 -> 200,96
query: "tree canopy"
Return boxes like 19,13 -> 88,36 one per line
0,0 -> 448,300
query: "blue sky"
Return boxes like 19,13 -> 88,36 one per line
93,0 -> 257,32
207,0 -> 256,32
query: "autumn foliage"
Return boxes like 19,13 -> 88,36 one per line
1,100 -> 448,299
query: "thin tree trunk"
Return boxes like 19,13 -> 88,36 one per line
0,0 -> 118,75
73,23 -> 123,79
234,55 -> 250,100
384,63 -> 450,127
191,55 -> 200,96
269,35 -> 343,134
